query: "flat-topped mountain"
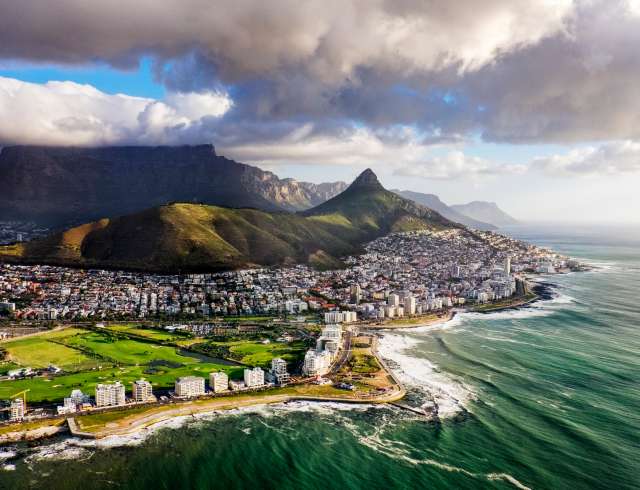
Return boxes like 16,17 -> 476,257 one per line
393,190 -> 496,230
0,145 -> 346,227
451,201 -> 519,227
0,169 -> 459,272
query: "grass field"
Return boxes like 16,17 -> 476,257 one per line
472,292 -> 537,312
1,328 -> 101,371
102,324 -> 185,342
62,331 -> 204,366
0,360 -> 244,403
226,340 -> 307,368
348,352 -> 381,374
0,327 -> 246,403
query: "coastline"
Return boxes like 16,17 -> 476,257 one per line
0,275 -> 572,448
0,337 -> 406,445
363,310 -> 455,330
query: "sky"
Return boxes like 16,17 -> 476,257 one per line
0,0 -> 639,223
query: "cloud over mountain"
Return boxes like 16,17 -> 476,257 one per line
0,0 -> 640,186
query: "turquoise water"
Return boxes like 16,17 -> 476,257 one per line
1,224 -> 639,490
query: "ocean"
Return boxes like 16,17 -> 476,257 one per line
1,223 -> 639,490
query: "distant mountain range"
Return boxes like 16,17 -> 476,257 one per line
0,145 -> 346,227
0,169 -> 458,272
392,190 -> 496,230
450,201 -> 519,227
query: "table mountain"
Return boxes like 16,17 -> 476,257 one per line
0,145 -> 346,227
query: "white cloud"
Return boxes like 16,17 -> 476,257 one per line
221,125 -> 526,180
0,76 -> 231,146
393,151 -> 525,180
532,141 -> 640,176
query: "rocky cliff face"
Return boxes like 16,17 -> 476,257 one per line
0,145 -> 346,226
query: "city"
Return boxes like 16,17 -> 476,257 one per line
0,227 -> 583,435
0,229 -> 578,325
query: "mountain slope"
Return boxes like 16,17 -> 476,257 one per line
303,170 -> 457,240
0,145 -> 346,227
0,169 -> 458,272
392,190 -> 496,230
451,201 -> 519,227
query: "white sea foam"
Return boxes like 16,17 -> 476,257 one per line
377,332 -> 475,418
0,450 -> 16,460
25,439 -> 93,463
24,400 -> 380,461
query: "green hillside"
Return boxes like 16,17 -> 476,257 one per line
0,169 -> 458,272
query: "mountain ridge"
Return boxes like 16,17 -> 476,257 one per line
0,144 -> 347,227
0,169 -> 459,272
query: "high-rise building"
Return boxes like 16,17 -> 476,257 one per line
175,376 -> 205,398
404,296 -> 416,315
302,350 -> 332,376
9,398 -> 25,421
131,379 -> 153,402
244,367 -> 265,388
269,358 -> 290,385
209,371 -> 229,393
95,381 -> 126,407
388,294 -> 400,307
350,284 -> 362,304
504,256 -> 511,275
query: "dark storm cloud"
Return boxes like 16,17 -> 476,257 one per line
1,0 -> 640,156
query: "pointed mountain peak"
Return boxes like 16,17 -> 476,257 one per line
348,168 -> 384,191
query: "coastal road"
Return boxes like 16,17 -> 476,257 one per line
330,330 -> 352,374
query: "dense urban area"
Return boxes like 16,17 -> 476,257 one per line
0,226 -> 582,431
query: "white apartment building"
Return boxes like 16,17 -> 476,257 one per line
209,371 -> 229,393
175,376 -> 205,398
404,296 -> 416,315
504,256 -> 511,275
244,367 -> 265,388
57,389 -> 90,415
322,324 -> 342,339
323,311 -> 357,323
131,379 -> 153,402
269,358 -> 290,385
9,398 -> 25,421
302,349 -> 332,376
95,381 -> 126,407
388,294 -> 400,307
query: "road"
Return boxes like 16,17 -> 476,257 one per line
330,330 -> 352,374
